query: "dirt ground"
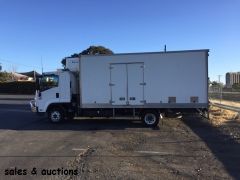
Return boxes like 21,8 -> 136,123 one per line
57,108 -> 240,180
1,103 -> 239,179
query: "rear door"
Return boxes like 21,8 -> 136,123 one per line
128,63 -> 145,105
110,64 -> 127,105
110,63 -> 145,105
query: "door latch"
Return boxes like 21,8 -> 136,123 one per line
129,97 -> 136,100
119,97 -> 125,101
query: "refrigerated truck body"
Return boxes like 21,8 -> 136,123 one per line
30,49 -> 209,127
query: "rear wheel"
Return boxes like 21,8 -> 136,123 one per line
48,108 -> 64,123
141,111 -> 159,127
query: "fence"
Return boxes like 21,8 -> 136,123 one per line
209,91 -> 240,103
0,81 -> 35,94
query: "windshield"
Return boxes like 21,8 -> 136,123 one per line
39,74 -> 59,91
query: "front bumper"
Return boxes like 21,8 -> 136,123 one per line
30,100 -> 37,112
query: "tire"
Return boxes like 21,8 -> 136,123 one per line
48,108 -> 64,123
141,111 -> 160,127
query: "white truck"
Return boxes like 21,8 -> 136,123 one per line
30,49 -> 209,127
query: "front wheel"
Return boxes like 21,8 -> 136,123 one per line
141,111 -> 160,127
48,108 -> 64,123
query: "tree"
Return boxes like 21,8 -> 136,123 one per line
0,71 -> 12,82
232,83 -> 240,91
61,46 -> 113,67
81,46 -> 113,55
211,81 -> 223,87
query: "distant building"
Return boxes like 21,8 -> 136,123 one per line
226,72 -> 240,88
0,63 -> 2,72
10,71 -> 40,81
20,71 -> 40,79
11,72 -> 31,81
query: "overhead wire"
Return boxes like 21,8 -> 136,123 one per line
0,57 -> 41,70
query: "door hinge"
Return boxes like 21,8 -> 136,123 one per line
109,83 -> 115,86
140,82 -> 146,86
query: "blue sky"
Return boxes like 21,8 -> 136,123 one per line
0,0 -> 239,83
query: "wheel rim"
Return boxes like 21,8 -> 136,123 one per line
51,111 -> 61,122
144,113 -> 156,125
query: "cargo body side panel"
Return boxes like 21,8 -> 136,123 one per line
80,51 -> 208,108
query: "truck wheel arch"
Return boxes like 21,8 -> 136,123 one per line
47,104 -> 65,114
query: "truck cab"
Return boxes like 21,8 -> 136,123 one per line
30,69 -> 78,122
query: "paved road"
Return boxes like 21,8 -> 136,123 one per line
0,94 -> 34,100
0,100 -> 239,179
0,102 -> 86,179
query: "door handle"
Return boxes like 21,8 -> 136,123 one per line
56,93 -> 59,98
129,97 -> 136,100
119,97 -> 125,101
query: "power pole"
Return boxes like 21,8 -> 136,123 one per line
218,75 -> 222,105
41,56 -> 43,74
33,70 -> 36,81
